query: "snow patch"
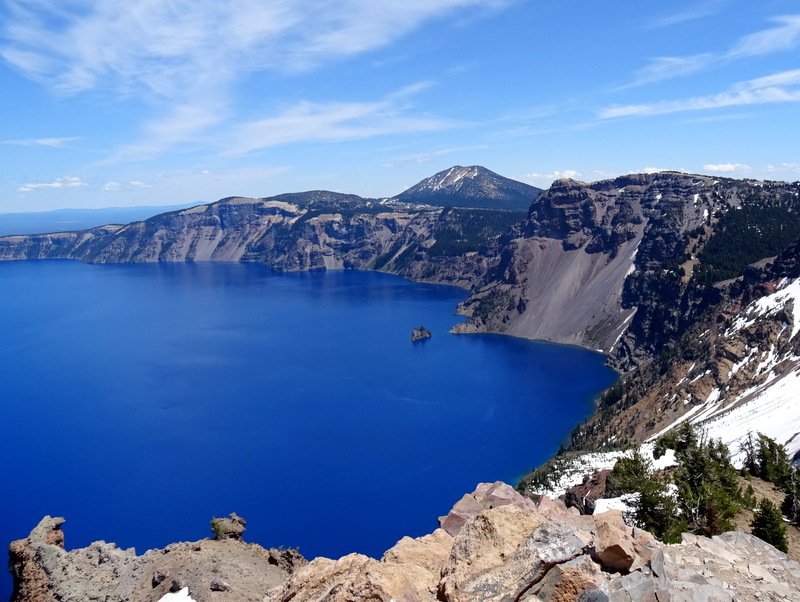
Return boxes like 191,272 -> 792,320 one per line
594,493 -> 638,515
528,442 -> 676,499
158,589 -> 197,602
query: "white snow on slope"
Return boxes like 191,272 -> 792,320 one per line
729,277 -> 800,339
702,368 -> 800,466
647,277 -> 800,465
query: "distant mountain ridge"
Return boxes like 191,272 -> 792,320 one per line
0,204 -> 198,237
394,165 -> 542,211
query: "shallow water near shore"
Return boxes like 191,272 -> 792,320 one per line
0,260 -> 616,597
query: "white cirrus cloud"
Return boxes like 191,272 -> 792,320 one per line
18,176 -> 87,192
599,68 -> 800,118
3,136 -> 79,147
624,15 -> 800,88
1,1 -> 503,160
649,0 -> 730,28
0,2 -> 503,99
223,86 -> 456,156
703,163 -> 751,173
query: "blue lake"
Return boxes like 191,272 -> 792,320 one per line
0,260 -> 616,597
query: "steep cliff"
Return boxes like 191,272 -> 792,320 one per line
454,173 -> 800,370
569,238 -> 800,462
0,193 -> 522,290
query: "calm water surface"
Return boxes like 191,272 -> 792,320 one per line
0,261 -> 616,596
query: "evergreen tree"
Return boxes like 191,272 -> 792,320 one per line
669,432 -> 742,535
607,449 -> 686,544
782,466 -> 800,524
756,434 -> 792,487
751,498 -> 789,553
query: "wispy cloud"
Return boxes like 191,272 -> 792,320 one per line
382,145 -> 488,167
649,0 -> 730,28
3,136 -> 79,147
599,68 -> 800,118
625,15 -> 800,87
103,180 -> 152,191
638,167 -> 677,174
703,163 -> 751,173
18,176 -> 87,192
223,86 -> 456,156
526,169 -> 581,180
521,170 -> 582,186
0,0 -> 504,159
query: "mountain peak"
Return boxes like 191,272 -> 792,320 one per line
395,165 -> 541,211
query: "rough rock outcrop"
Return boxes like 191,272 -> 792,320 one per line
8,514 -> 302,602
10,487 -> 800,601
263,485 -> 800,601
564,470 -> 611,515
437,480 -> 537,536
211,512 -> 247,541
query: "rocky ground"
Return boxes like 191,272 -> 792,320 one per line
10,483 -> 800,601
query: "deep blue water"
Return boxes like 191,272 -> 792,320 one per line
0,261 -> 616,597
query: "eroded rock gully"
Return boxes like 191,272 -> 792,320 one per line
9,482 -> 799,601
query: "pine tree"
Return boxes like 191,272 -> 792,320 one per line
751,498 -> 789,553
782,466 -> 800,524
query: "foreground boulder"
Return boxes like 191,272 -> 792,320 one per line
10,485 -> 800,601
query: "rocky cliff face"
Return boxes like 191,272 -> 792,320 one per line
0,193 -> 519,290
569,239 -> 800,462
454,172 -> 800,370
10,483 -> 799,601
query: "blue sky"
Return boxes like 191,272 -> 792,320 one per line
1,0 -> 799,212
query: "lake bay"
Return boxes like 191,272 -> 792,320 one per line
0,260 -> 616,597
